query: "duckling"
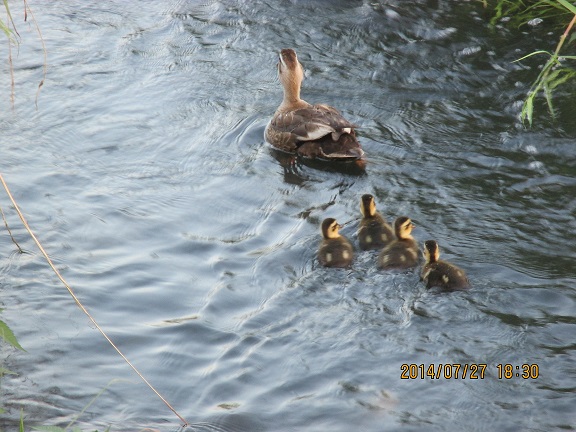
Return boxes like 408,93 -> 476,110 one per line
318,218 -> 354,268
377,217 -> 419,270
265,48 -> 364,161
421,240 -> 470,290
358,194 -> 395,251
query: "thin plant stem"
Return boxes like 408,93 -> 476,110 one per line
22,0 -> 47,108
0,173 -> 190,427
557,12 -> 576,54
0,205 -> 24,253
64,379 -> 125,431
5,7 -> 15,107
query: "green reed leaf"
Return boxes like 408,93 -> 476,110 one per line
547,68 -> 576,90
521,95 -> 534,126
0,319 -> 25,351
556,0 -> 576,15
0,366 -> 17,376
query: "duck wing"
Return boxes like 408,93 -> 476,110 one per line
270,104 -> 356,142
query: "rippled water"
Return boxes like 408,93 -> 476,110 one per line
1,0 -> 575,431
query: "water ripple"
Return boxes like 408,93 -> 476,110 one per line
1,0 -> 575,431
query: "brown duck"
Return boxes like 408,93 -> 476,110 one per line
378,217 -> 419,270
421,240 -> 470,290
318,218 -> 354,268
358,194 -> 395,251
265,49 -> 364,161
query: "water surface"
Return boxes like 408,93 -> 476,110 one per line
1,1 -> 575,431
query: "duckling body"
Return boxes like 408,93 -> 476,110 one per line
421,240 -> 470,290
358,194 -> 395,251
378,217 -> 419,270
265,49 -> 364,161
318,218 -> 354,268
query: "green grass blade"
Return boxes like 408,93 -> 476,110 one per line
0,17 -> 14,39
556,0 -> 576,15
513,50 -> 552,62
64,380 -> 122,431
543,83 -> 556,119
2,0 -> 19,41
3,0 -> 15,26
0,366 -> 18,376
32,427 -> 66,432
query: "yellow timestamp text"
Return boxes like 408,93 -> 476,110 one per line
400,363 -> 540,380
496,363 -> 539,379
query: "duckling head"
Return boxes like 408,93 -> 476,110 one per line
394,216 -> 415,240
423,240 -> 440,263
278,48 -> 304,102
360,194 -> 378,218
321,217 -> 341,239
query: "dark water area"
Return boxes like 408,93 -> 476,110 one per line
1,0 -> 575,431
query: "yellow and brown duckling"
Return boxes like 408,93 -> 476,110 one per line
421,240 -> 470,290
358,194 -> 395,251
318,218 -> 354,268
377,216 -> 419,270
265,48 -> 364,161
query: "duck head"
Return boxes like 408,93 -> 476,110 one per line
321,217 -> 342,239
394,216 -> 415,240
278,48 -> 305,104
360,194 -> 377,218
423,240 -> 440,263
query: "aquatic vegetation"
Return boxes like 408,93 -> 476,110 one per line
33,427 -> 111,432
31,381 -> 115,432
0,2 -> 17,42
487,0 -> 575,28
9,381 -> 117,431
1,0 -> 47,107
515,12 -> 576,126
485,0 -> 576,125
0,310 -> 24,351
0,309 -> 24,418
1,174 -> 189,427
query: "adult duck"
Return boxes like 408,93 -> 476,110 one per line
265,49 -> 364,161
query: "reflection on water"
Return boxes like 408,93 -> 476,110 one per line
1,0 -> 575,431
269,148 -> 368,185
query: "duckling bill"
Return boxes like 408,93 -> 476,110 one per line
318,218 -> 354,268
265,49 -> 364,161
358,194 -> 395,251
421,240 -> 470,291
378,216 -> 419,270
